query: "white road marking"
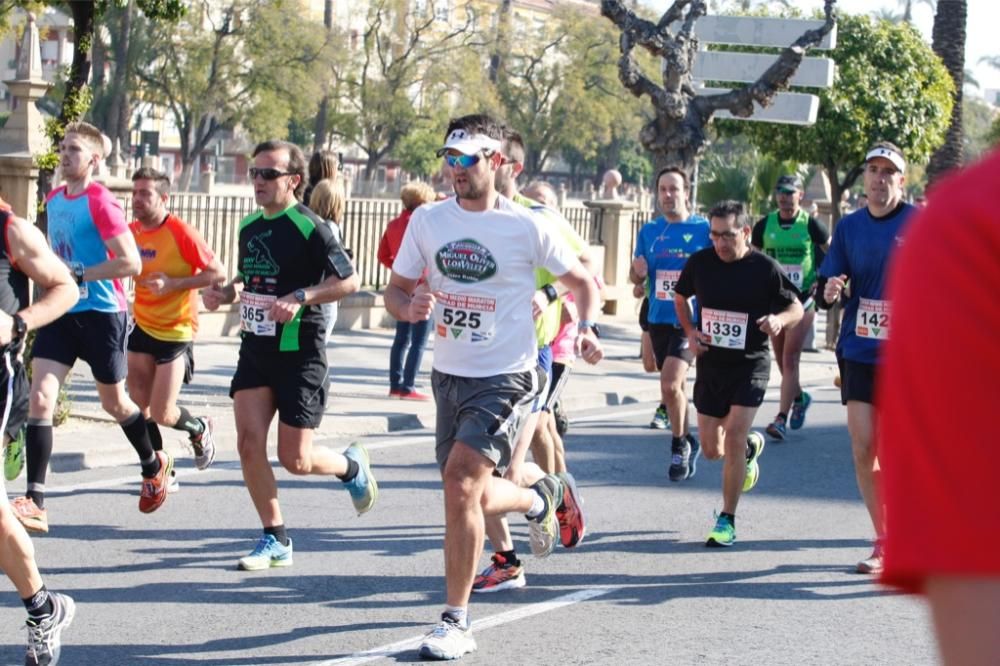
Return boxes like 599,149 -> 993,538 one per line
312,587 -> 615,665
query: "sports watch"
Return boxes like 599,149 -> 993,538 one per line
578,320 -> 601,338
11,313 -> 26,343
72,264 -> 85,285
293,288 -> 307,304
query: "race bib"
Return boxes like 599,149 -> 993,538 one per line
856,298 -> 889,340
434,292 -> 497,344
654,269 -> 681,301
701,308 -> 749,349
782,264 -> 804,289
239,292 -> 276,336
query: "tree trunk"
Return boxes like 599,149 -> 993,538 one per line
107,1 -> 135,153
312,0 -> 334,152
58,2 -> 97,127
489,0 -> 513,83
926,0 -> 967,186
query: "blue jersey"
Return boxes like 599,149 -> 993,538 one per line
819,203 -> 916,364
633,215 -> 710,325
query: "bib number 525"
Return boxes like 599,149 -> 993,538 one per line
441,307 -> 481,329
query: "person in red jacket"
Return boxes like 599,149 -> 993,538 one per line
378,182 -> 436,400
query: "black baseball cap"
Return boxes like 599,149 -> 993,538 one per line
775,175 -> 803,193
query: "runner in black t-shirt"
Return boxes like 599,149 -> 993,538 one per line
674,200 -> 802,548
202,140 -> 377,571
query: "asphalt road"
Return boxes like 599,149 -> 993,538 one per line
1,389 -> 937,665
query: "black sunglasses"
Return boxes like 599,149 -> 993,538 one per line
249,167 -> 294,180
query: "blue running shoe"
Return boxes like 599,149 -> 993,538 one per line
238,534 -> 293,571
765,416 -> 787,441
343,443 -> 378,515
685,433 -> 701,479
790,391 -> 812,430
706,513 -> 735,547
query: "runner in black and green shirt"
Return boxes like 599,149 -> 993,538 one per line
202,140 -> 377,571
751,175 -> 830,441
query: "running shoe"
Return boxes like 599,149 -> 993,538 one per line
706,513 -> 736,548
167,469 -> 179,494
472,553 -> 526,593
649,404 -> 669,430
191,417 -> 216,471
685,433 -> 701,479
11,497 -> 48,534
552,400 -> 569,436
856,539 -> 884,574
4,426 -> 25,481
789,391 -> 813,430
418,613 -> 477,660
527,474 -> 562,558
138,450 -> 174,514
343,443 -> 378,515
555,471 -> 585,548
397,390 -> 431,401
238,534 -> 294,571
24,591 -> 75,666
765,416 -> 787,441
743,431 -> 765,493
668,436 -> 691,482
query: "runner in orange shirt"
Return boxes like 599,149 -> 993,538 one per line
127,168 -> 225,478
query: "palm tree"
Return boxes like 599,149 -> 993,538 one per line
926,0 -> 967,184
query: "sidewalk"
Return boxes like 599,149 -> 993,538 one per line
47,313 -> 840,473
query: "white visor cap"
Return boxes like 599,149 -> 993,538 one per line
436,129 -> 503,157
865,146 -> 906,173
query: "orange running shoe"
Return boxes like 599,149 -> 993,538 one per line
471,553 -> 525,593
11,496 -> 48,533
139,451 -> 174,514
556,471 -> 586,548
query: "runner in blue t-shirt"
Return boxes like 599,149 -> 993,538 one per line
630,167 -> 710,482
817,140 -> 917,575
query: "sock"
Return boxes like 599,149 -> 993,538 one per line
121,412 -> 158,476
497,549 -> 520,567
23,586 -> 53,621
776,412 -> 787,422
525,489 -> 546,520
263,524 -> 290,547
443,606 -> 469,629
171,406 -> 205,439
672,435 -> 685,447
721,512 -> 736,528
25,421 -> 53,509
146,419 -> 163,452
337,456 -> 359,482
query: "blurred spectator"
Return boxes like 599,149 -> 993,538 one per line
307,178 -> 348,343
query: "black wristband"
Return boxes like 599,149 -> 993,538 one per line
542,284 -> 558,304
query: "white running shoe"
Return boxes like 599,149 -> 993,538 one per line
418,616 -> 477,660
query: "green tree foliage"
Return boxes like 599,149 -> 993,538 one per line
696,137 -> 802,215
396,124 -> 445,179
493,8 -> 642,181
723,13 -> 953,221
329,0 -> 486,182
136,0 -> 333,189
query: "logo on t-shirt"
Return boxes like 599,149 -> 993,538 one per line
435,239 -> 497,283
244,230 -> 279,276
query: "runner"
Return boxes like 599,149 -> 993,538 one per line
201,139 -> 376,571
127,167 -> 224,482
0,198 -> 78,665
473,130 -> 592,596
630,166 -> 710,481
751,175 -> 830,441
817,141 -> 917,574
880,147 -> 1000,664
14,121 -> 171,534
384,114 -> 603,660
674,200 -> 802,547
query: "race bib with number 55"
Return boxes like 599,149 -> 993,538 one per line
655,269 -> 681,301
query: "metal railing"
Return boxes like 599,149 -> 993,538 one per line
113,191 -> 612,289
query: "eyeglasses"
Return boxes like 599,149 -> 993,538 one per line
709,230 -> 741,241
444,153 -> 485,169
249,167 -> 294,180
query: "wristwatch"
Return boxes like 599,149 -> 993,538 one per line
541,284 -> 558,304
578,319 -> 601,338
293,288 -> 307,304
11,313 -> 26,343
72,264 -> 85,285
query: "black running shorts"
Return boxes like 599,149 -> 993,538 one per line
838,357 -> 877,406
31,311 -> 128,384
648,324 -> 695,368
694,358 -> 770,419
230,346 -> 328,428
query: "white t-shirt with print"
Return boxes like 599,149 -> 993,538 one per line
392,196 -> 577,377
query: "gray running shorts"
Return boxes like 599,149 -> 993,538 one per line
431,367 -> 545,475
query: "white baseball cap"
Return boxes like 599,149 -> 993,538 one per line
436,129 -> 503,157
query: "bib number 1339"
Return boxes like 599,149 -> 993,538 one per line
701,307 -> 749,349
